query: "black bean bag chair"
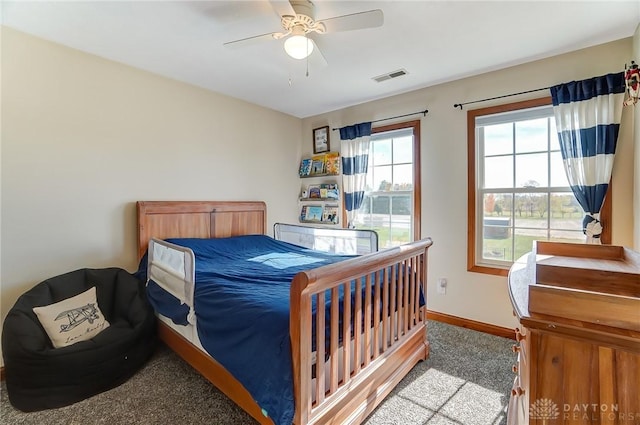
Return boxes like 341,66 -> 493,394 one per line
2,267 -> 157,412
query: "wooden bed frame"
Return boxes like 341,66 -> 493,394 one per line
137,200 -> 433,425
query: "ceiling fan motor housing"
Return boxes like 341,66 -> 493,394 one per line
281,0 -> 325,35
290,0 -> 315,19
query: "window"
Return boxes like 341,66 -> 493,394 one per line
468,97 -> 611,276
355,120 -> 421,248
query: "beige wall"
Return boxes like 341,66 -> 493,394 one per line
303,38 -> 636,329
0,27 -> 303,363
1,27 -> 637,367
633,23 -> 640,250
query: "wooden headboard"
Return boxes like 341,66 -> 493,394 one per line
136,201 -> 267,260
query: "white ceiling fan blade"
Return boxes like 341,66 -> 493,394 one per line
309,38 -> 328,68
223,32 -> 279,49
269,0 -> 296,18
317,9 -> 383,33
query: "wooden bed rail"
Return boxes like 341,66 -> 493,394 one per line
290,237 -> 433,425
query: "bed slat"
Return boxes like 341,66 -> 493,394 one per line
411,258 -> 420,326
382,267 -> 389,352
315,291 -> 325,406
390,264 -> 397,345
403,260 -> 410,335
329,287 -> 340,393
342,281 -> 351,387
373,270 -> 381,361
353,278 -> 362,375
363,273 -> 372,368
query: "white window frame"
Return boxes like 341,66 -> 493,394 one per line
355,120 -> 421,246
476,104 -> 574,269
467,97 -> 611,276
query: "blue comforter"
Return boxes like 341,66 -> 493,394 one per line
137,235 -> 355,425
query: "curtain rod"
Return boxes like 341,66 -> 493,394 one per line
453,86 -> 551,110
331,108 -> 428,131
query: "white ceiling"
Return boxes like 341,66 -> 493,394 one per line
2,1 -> 639,118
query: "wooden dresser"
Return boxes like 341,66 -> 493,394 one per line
507,242 -> 640,425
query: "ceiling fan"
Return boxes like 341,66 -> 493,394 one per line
223,0 -> 384,63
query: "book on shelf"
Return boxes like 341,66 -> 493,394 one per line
310,154 -> 326,175
304,205 -> 324,222
308,185 -> 321,199
299,205 -> 308,221
322,204 -> 339,224
325,152 -> 340,175
298,158 -> 312,177
321,183 -> 339,200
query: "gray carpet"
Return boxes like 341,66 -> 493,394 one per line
1,321 -> 515,424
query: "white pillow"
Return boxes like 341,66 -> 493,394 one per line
33,286 -> 110,348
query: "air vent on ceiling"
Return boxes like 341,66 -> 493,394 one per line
372,69 -> 408,83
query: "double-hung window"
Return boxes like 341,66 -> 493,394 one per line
467,98 -> 610,275
355,121 -> 421,248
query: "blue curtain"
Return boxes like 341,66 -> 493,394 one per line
340,122 -> 372,228
550,72 -> 625,243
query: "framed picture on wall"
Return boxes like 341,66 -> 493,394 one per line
313,126 -> 330,154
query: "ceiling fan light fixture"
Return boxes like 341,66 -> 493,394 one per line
284,35 -> 314,59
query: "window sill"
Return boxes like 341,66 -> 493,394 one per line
468,264 -> 509,277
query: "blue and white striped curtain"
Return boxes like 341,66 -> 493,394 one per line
550,72 -> 625,244
340,122 -> 372,228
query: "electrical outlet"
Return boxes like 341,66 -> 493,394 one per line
437,278 -> 447,295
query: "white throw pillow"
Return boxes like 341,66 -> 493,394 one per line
33,286 -> 110,348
